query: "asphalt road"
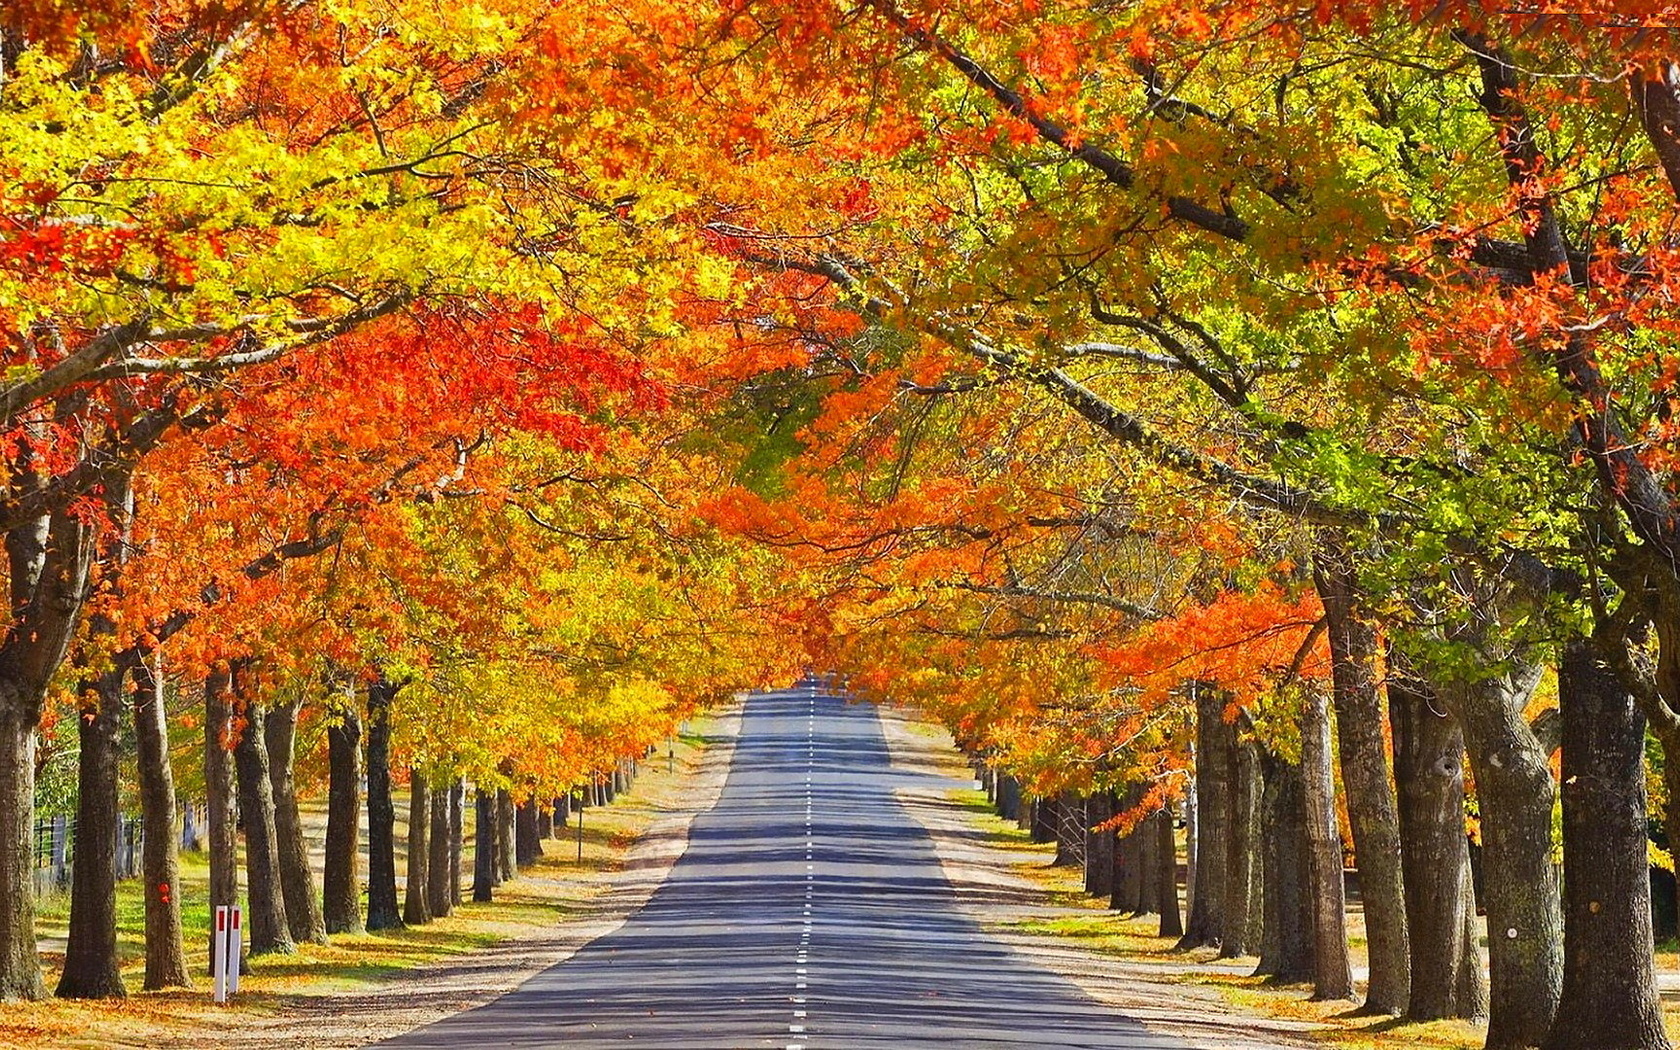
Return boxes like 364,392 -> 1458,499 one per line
376,686 -> 1187,1049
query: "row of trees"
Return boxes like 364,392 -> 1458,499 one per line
8,7 -> 1680,1050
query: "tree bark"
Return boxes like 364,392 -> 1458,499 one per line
515,799 -> 541,867
448,780 -> 463,907
1254,749 -> 1312,984
1180,682 -> 1231,951
1301,685 -> 1354,1000
1053,792 -> 1084,867
265,696 -> 326,945
495,788 -> 516,882
1031,792 -> 1056,843
404,776 -> 430,926
57,671 -> 126,998
233,673 -> 294,956
428,778 -> 453,918
554,792 -> 569,829
204,671 -> 240,970
0,505 -> 95,1001
1137,805 -> 1161,916
1084,792 -> 1114,899
1436,668 -> 1561,1050
1540,637 -> 1668,1050
1113,792 -> 1143,913
1314,537 -> 1410,1014
133,661 -> 189,987
1221,724 -> 1261,958
322,707 -> 363,935
473,790 -> 495,902
365,675 -> 403,931
1157,801 -> 1183,939
1390,670 -> 1486,1021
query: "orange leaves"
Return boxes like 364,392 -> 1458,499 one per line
1095,581 -> 1328,710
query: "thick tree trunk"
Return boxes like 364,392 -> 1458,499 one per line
428,779 -> 453,918
204,672 -> 240,970
473,790 -> 495,902
404,776 -> 430,927
233,680 -> 294,956
1053,792 -> 1084,867
1540,638 -> 1668,1050
132,662 -> 189,987
536,806 -> 553,841
1391,671 -> 1486,1021
448,780 -> 463,907
1254,750 -> 1312,984
1180,683 -> 1231,951
1113,812 -> 1143,913
1136,807 -> 1161,916
322,708 -> 363,935
996,774 -> 1019,822
57,674 -> 126,998
1221,726 -> 1261,959
515,800 -> 541,867
265,697 -> 326,945
1437,668 -> 1561,1050
365,676 -> 403,931
1084,792 -> 1114,899
554,792 -> 570,830
1315,537 -> 1410,1015
495,789 -> 516,882
1301,685 -> 1354,1000
0,507 -> 95,1001
1032,792 -> 1056,843
1158,801 -> 1183,938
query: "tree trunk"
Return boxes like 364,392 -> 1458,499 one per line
1391,670 -> 1486,1021
1180,682 -> 1231,951
448,780 -> 463,907
57,672 -> 126,998
1301,685 -> 1354,1000
132,661 -> 189,987
233,676 -> 294,956
997,774 -> 1019,822
1113,796 -> 1143,914
1053,793 -> 1084,867
515,799 -> 540,867
1540,637 -> 1668,1050
265,697 -> 326,945
1221,724 -> 1261,958
1032,793 -> 1056,843
323,707 -> 363,935
0,506 -> 95,1001
1315,536 -> 1410,1015
1254,749 -> 1312,984
554,792 -> 569,829
495,789 -> 516,882
1158,801 -> 1183,938
1437,668 -> 1561,1050
536,805 -> 552,841
404,776 -> 430,926
473,790 -> 495,902
428,778 -> 453,918
204,671 -> 240,970
1084,792 -> 1114,899
1137,806 -> 1161,916
365,675 -> 403,931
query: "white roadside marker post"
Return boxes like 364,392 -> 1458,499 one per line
212,906 -> 229,1003
229,905 -> 242,994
